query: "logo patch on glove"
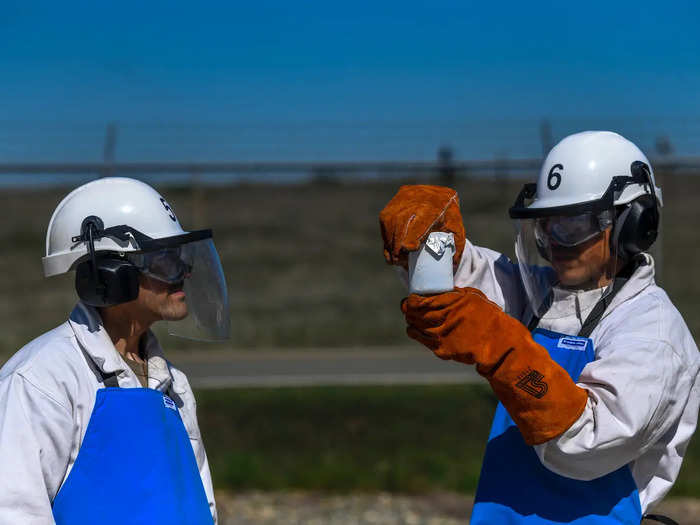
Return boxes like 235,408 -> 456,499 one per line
515,369 -> 549,399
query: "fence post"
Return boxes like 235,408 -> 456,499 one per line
438,146 -> 455,185
191,170 -> 205,229
540,119 -> 553,158
101,122 -> 117,178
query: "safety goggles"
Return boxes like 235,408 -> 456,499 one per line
128,247 -> 193,284
534,210 -> 613,248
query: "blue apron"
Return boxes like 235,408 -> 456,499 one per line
52,387 -> 213,525
471,328 -> 642,524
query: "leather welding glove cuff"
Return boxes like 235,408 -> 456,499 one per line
379,185 -> 466,268
403,287 -> 589,445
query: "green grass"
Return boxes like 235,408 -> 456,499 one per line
196,384 -> 497,493
195,384 -> 700,497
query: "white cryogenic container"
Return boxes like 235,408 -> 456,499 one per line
408,231 -> 455,295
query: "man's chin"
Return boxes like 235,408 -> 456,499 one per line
161,306 -> 189,322
557,269 -> 592,289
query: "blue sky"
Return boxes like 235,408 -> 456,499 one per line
1,1 -> 700,161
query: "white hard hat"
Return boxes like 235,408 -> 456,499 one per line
511,131 -> 662,217
43,177 -> 230,341
509,131 -> 663,319
43,177 -> 187,277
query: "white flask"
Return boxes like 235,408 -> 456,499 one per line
408,232 -> 455,295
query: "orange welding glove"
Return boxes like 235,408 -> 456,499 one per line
379,185 -> 466,269
402,287 -> 589,445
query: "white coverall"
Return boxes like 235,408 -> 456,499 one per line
456,240 -> 700,513
0,302 -> 217,525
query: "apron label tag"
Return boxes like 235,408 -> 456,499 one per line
163,395 -> 177,410
557,336 -> 588,351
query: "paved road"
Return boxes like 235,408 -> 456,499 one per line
169,345 -> 481,389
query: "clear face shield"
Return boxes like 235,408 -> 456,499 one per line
513,211 -> 618,318
128,231 -> 230,342
509,181 -> 624,319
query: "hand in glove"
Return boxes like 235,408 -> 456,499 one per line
379,185 -> 466,269
402,287 -> 588,445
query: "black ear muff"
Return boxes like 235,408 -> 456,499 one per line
72,215 -> 140,307
613,161 -> 660,260
75,256 -> 140,307
614,194 -> 659,260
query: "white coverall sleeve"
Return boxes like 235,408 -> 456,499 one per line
535,337 -> 692,481
454,238 -> 526,318
0,373 -> 74,525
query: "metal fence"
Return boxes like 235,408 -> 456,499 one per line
1,157 -> 699,185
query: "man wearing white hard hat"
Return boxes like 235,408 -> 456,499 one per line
0,178 -> 229,524
380,131 -> 699,524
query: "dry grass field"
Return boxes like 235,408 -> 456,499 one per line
2,171 -> 697,356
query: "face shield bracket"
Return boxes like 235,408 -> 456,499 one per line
509,166 -> 651,219
72,222 -> 213,252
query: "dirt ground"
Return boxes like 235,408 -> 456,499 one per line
215,491 -> 700,524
